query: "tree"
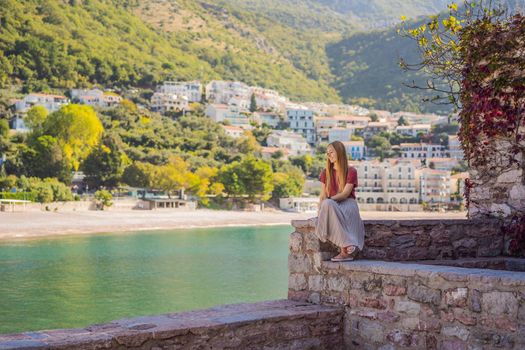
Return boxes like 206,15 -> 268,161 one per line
0,119 -> 9,139
290,154 -> 313,174
43,104 -> 104,171
236,131 -> 260,154
122,162 -> 155,188
397,116 -> 409,126
219,156 -> 274,202
272,169 -> 304,199
82,134 -> 128,189
25,106 -> 48,133
94,190 -> 113,210
366,135 -> 392,160
250,93 -> 257,113
369,113 -> 379,122
21,135 -> 71,183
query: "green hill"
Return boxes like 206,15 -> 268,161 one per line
0,0 -> 459,112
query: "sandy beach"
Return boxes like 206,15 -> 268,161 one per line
0,209 -> 467,241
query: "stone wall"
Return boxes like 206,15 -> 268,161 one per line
293,219 -> 503,262
0,300 -> 343,350
289,220 -> 525,349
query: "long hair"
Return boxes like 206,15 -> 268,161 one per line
325,141 -> 349,196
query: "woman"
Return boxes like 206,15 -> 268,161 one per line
315,141 -> 365,262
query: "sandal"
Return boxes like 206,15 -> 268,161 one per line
330,246 -> 360,262
345,245 -> 360,259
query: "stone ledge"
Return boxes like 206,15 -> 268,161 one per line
0,300 -> 344,350
319,259 -> 525,285
291,218 -> 495,229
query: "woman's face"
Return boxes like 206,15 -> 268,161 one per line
326,145 -> 337,164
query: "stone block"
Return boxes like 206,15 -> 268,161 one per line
288,274 -> 307,291
453,309 -> 477,326
481,291 -> 518,317
443,325 -> 470,341
377,311 -> 399,323
452,238 -> 478,249
357,319 -> 385,344
418,318 -> 441,332
441,340 -> 467,350
326,276 -> 348,292
384,284 -> 406,296
359,298 -> 387,310
390,235 -> 416,249
395,301 -> 420,316
307,274 -> 323,291
288,254 -> 311,274
308,292 -> 320,304
289,232 -> 303,253
407,284 -> 441,306
480,315 -> 518,331
386,330 -> 412,347
400,316 -> 419,330
469,289 -> 482,313
444,288 -> 468,307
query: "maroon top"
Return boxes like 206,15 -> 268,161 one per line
319,167 -> 358,199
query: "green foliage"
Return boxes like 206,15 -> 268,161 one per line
1,176 -> 74,203
250,93 -> 257,113
218,155 -> 274,202
0,191 -> 36,201
43,104 -> 104,171
94,189 -> 113,210
82,134 -> 128,189
366,135 -> 392,159
25,106 -> 48,133
0,119 -> 9,139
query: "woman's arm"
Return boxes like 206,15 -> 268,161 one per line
329,183 -> 354,202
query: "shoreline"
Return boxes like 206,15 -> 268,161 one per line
0,209 -> 467,242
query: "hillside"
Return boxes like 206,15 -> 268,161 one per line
0,0 -> 339,102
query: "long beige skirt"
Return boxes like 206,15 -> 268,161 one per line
313,198 -> 365,250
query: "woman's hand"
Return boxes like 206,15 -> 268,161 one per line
329,184 -> 354,202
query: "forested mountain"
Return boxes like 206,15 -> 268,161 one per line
0,0 -> 484,113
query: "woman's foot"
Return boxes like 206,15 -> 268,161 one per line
330,245 -> 359,262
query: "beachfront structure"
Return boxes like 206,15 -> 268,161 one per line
150,93 -> 189,114
222,125 -> 244,138
448,135 -> 464,160
279,197 -> 318,213
395,124 -> 431,137
362,122 -> 392,139
427,157 -> 460,171
418,168 -> 452,203
400,143 -> 448,159
342,141 -> 365,160
266,130 -> 311,156
287,108 -> 316,144
349,158 -> 422,210
205,81 -> 251,104
157,81 -> 202,102
205,104 -> 251,127
14,93 -> 68,113
70,88 -> 122,108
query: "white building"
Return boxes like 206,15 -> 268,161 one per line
206,81 -> 251,104
400,143 -> 448,159
9,116 -> 29,132
304,103 -> 369,117
395,124 -> 431,137
14,93 -> 68,113
418,168 -> 451,203
342,141 -> 365,160
279,197 -> 318,213
222,125 -> 244,138
427,157 -> 459,171
448,135 -> 464,160
252,112 -> 282,128
267,130 -> 311,156
71,88 -> 122,108
151,93 -> 189,114
205,104 -> 251,127
328,128 -> 353,143
362,122 -> 392,138
287,108 -> 316,144
349,158 -> 422,211
157,81 -> 202,102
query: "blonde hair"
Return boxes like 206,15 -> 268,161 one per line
325,141 -> 349,196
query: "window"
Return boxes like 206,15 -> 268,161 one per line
398,174 -> 402,179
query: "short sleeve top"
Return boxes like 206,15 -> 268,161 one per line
319,167 -> 358,199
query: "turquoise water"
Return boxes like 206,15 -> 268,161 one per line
0,225 -> 292,334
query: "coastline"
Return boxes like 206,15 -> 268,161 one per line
0,209 -> 467,241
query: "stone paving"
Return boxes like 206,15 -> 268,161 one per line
0,300 -> 344,349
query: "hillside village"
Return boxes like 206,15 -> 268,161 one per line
2,80 -> 468,212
